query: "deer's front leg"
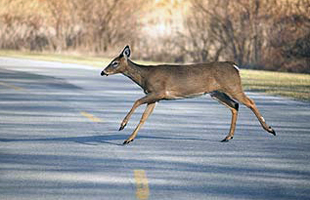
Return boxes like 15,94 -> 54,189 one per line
123,102 -> 156,145
119,94 -> 160,131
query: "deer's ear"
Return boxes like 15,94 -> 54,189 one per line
121,45 -> 131,59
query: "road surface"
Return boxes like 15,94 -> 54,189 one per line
0,57 -> 309,200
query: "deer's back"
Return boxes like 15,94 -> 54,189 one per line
144,62 -> 241,99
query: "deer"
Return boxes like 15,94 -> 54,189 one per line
101,45 -> 276,145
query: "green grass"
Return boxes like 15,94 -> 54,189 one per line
241,70 -> 310,101
1,50 -> 310,101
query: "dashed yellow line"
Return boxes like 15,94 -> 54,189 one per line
134,170 -> 149,200
80,112 -> 102,122
0,81 -> 24,91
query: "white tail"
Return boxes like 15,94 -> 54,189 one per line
101,45 -> 276,145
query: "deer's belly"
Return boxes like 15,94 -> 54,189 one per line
163,90 -> 208,100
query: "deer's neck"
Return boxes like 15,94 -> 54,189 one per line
122,60 -> 148,89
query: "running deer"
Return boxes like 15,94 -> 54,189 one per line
101,45 -> 276,145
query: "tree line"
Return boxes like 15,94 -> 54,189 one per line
0,0 -> 309,73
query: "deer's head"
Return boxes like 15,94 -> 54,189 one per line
101,45 -> 131,76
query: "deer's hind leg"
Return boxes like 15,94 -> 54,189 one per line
210,91 -> 239,142
232,92 -> 276,136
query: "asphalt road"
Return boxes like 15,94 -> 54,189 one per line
0,57 -> 310,200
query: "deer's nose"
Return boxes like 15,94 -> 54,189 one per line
101,70 -> 108,76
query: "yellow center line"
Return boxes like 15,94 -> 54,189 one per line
80,112 -> 102,122
0,81 -> 24,91
134,170 -> 150,200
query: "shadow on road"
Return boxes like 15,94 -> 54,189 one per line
0,68 -> 82,90
0,134 -> 207,146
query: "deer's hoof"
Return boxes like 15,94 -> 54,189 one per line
119,123 -> 127,131
221,136 -> 233,142
123,139 -> 134,145
268,127 -> 276,136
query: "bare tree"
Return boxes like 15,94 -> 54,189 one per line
177,6 -> 219,63
68,0 -> 145,53
263,0 -> 310,73
181,0 -> 273,67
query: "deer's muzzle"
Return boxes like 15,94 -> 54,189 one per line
101,70 -> 108,76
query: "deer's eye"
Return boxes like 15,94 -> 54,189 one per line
111,61 -> 119,67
